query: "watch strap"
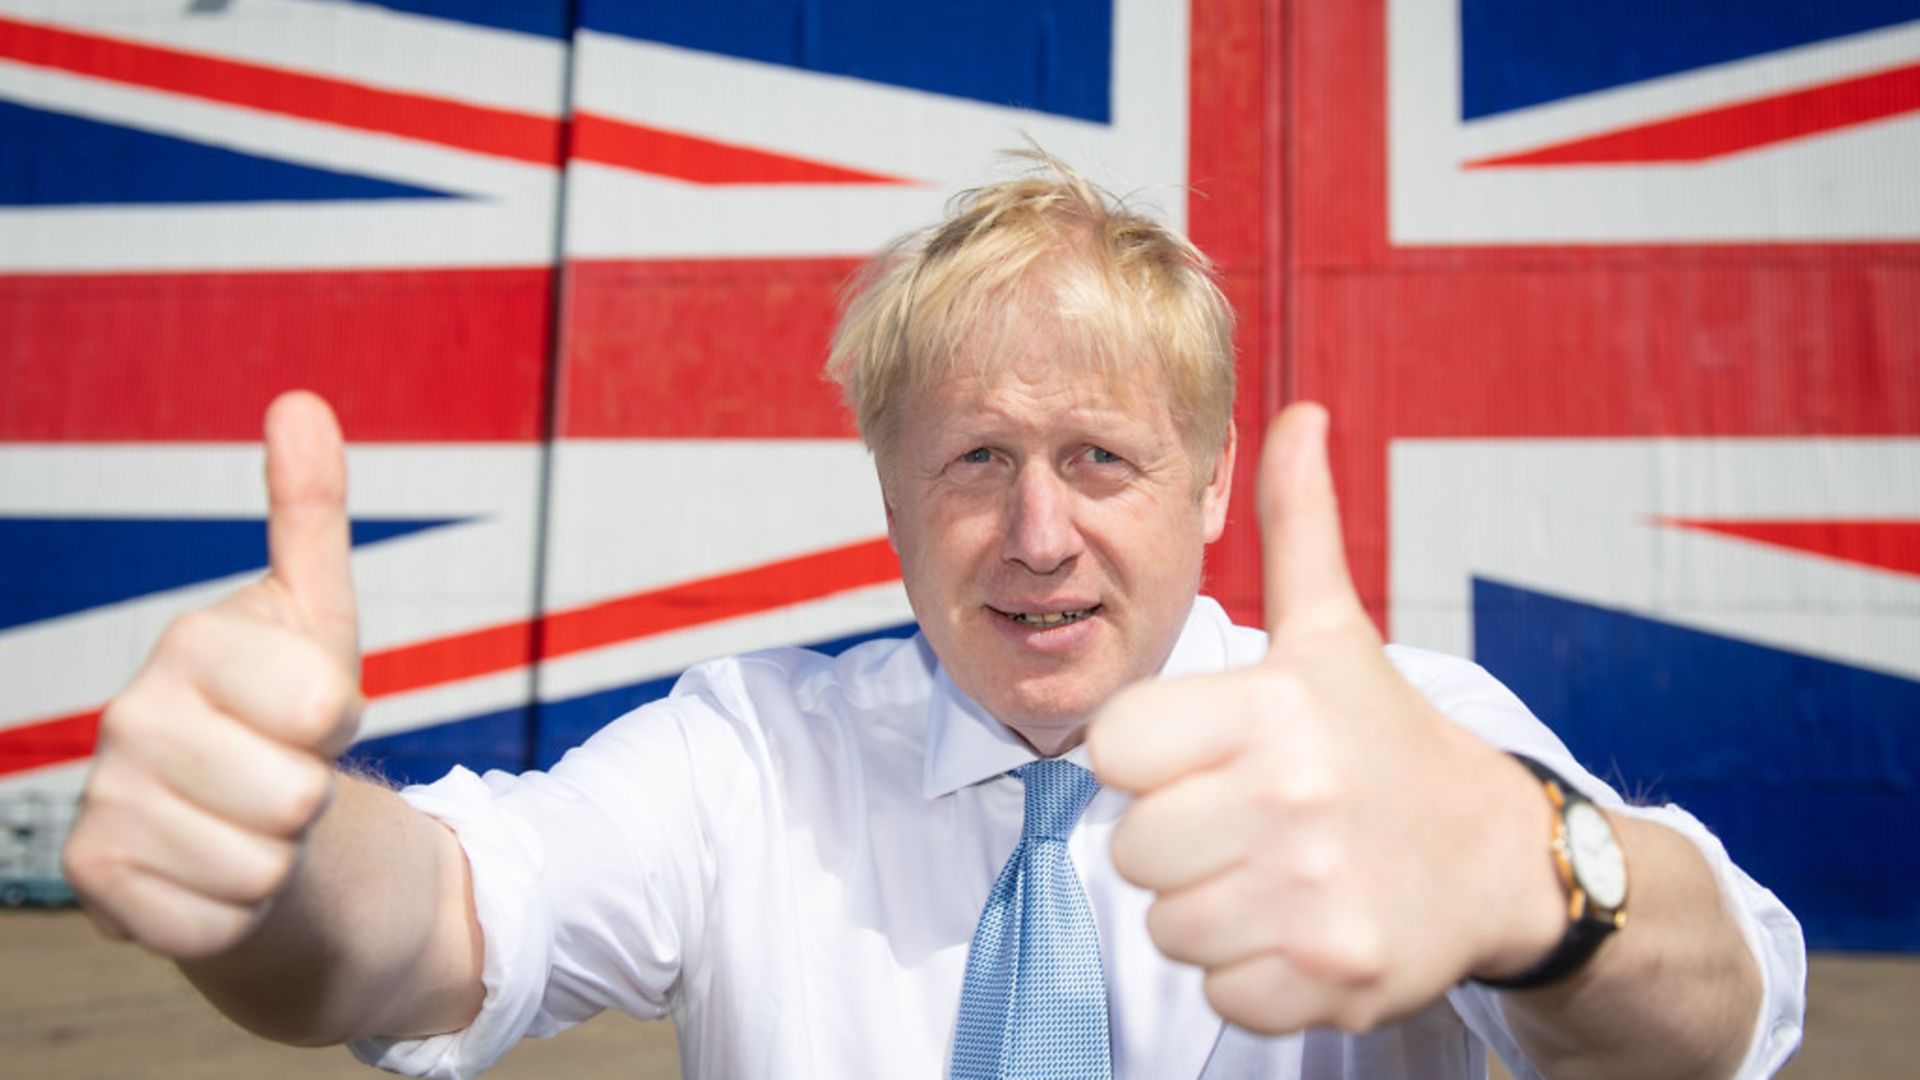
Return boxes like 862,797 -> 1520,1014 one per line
1474,754 -> 1626,991
1474,903 -> 1619,990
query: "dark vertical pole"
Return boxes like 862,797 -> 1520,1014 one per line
1268,0 -> 1291,414
524,0 -> 584,771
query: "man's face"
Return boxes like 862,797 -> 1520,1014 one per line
882,334 -> 1233,756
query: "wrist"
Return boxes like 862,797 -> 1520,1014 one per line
1469,750 -> 1573,982
1474,754 -> 1630,990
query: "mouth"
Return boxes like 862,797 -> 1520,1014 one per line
991,604 -> 1103,627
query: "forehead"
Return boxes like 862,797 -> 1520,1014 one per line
908,346 -> 1174,434
917,291 -> 1172,409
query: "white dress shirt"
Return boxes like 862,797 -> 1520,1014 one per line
350,597 -> 1805,1080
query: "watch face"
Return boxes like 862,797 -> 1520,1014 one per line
1566,802 -> 1628,909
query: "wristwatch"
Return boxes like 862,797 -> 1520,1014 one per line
1476,754 -> 1628,990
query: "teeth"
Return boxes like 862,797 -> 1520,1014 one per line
1009,609 -> 1092,626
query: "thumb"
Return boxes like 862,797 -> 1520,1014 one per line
1258,402 -> 1373,648
264,390 -> 360,672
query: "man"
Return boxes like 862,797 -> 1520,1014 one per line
63,160 -> 1803,1079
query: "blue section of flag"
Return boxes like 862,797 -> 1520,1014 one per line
349,701 -> 533,786
1461,0 -> 1920,120
297,0 -> 573,40
1473,577 -> 1920,951
579,0 -> 1114,123
350,621 -> 916,785
0,517 -> 466,631
0,99 -> 460,206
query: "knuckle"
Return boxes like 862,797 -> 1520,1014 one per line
157,608 -> 223,660
1338,927 -> 1389,985
98,687 -> 164,747
1146,893 -> 1213,958
1107,820 -> 1151,885
59,829 -> 102,890
231,843 -> 297,905
270,765 -> 334,835
1202,968 -> 1264,1029
1086,685 -> 1156,774
1250,665 -> 1310,711
1200,967 -> 1233,1009
1284,845 -> 1335,896
1261,761 -> 1341,816
61,824 -> 133,901
164,908 -> 255,963
1304,914 -> 1388,991
285,663 -> 356,750
78,755 -> 127,809
77,763 -> 159,835
1144,898 -> 1187,955
1083,715 -> 1119,773
95,695 -> 136,743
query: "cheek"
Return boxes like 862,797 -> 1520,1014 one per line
1093,507 -> 1210,600
922,496 -> 1005,552
1088,497 -> 1194,556
896,508 -> 992,594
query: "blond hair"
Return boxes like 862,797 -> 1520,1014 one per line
826,155 -> 1235,475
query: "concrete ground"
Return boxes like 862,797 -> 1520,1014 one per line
1,910 -> 1906,1078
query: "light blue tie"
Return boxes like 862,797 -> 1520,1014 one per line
951,759 -> 1112,1080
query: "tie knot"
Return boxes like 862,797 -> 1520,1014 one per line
1015,759 -> 1100,841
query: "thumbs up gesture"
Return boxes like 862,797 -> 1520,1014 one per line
63,392 -> 366,960
1088,403 -> 1561,1033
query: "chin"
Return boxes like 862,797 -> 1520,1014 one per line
1003,718 -> 1091,756
989,683 -> 1107,747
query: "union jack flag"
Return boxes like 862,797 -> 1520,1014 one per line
2,0 -> 1915,953
1362,0 -> 1920,950
0,0 -> 1188,786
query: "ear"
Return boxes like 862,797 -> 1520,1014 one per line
1199,422 -> 1236,544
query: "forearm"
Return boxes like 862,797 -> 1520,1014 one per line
1499,815 -> 1763,1080
179,774 -> 485,1046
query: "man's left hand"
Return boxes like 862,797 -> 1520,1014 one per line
1087,402 -> 1563,1034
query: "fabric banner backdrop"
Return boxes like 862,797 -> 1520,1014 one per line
0,0 -> 1913,949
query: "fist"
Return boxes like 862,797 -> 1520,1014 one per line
62,391 -> 365,960
1088,404 -> 1560,1034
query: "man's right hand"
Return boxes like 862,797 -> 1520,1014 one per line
63,390 -> 365,960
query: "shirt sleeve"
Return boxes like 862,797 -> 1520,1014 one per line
1383,646 -> 1808,1080
347,690 -> 748,1080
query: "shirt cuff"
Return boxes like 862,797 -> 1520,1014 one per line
1615,801 -> 1807,1079
346,767 -> 553,1080
1447,799 -> 1806,1080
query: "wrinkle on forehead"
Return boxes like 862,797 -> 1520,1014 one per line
925,299 -> 1178,446
913,281 -> 1171,415
941,354 -> 1171,437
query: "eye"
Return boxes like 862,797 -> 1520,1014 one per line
958,447 -> 992,465
1086,446 -> 1124,466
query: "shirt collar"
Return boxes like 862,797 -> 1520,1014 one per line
920,596 -> 1235,799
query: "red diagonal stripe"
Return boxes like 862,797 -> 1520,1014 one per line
361,536 -> 900,695
537,536 -> 900,658
1656,518 -> 1920,577
0,709 -> 100,777
571,112 -> 915,185
1469,60 -> 1920,167
0,14 -> 564,165
0,538 -> 901,777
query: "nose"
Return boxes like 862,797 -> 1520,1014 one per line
1001,463 -> 1084,574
